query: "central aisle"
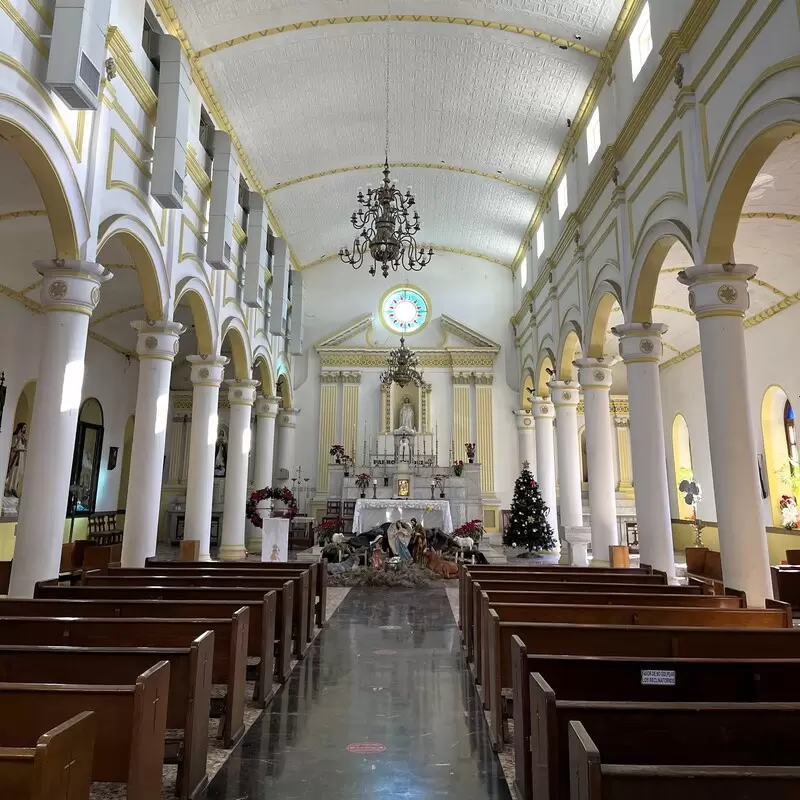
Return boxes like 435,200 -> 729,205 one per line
207,587 -> 512,799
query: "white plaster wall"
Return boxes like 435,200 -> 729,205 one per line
659,301 -> 800,526
293,252 -> 520,507
0,297 -> 139,514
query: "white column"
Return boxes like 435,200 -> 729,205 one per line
9,260 -> 112,597
246,395 -> 279,554
532,398 -> 559,543
549,382 -> 583,534
273,408 -> 299,484
613,323 -> 676,579
513,409 -> 536,472
219,379 -> 259,561
121,320 -> 184,567
678,263 -> 771,603
575,360 -> 619,565
183,354 -> 228,560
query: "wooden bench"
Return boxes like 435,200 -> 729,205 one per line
771,565 -> 800,614
0,612 -> 248,747
87,512 -> 123,545
511,641 -> 800,800
0,711 -> 95,800
0,561 -> 10,595
143,559 -> 327,628
0,661 -> 169,800
530,671 -> 800,800
0,635 -> 213,800
685,546 -> 724,593
470,586 -> 744,691
92,569 -> 312,658
9,592 -> 280,704
80,544 -> 122,574
568,719 -> 800,800
486,610 -> 796,749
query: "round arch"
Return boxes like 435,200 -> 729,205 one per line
520,362 -> 534,411
0,110 -> 86,259
556,313 -> 583,382
535,346 -> 556,397
220,316 -> 252,380
97,217 -> 168,320
586,280 -> 623,359
671,413 -> 694,520
252,347 -> 275,397
174,278 -> 216,355
276,361 -> 293,408
700,66 -> 800,262
761,385 -> 796,527
628,219 -> 693,323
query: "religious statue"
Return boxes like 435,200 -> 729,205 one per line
394,396 -> 416,434
388,520 -> 413,562
4,422 -> 27,498
397,435 -> 411,463
214,429 -> 228,477
409,518 -> 428,566
269,543 -> 280,562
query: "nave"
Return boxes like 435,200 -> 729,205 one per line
207,587 -> 511,800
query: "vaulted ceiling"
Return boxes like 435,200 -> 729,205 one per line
168,0 -> 627,267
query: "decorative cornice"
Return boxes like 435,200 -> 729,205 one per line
440,314 -> 501,351
196,15 -> 602,60
318,349 -> 496,370
315,313 -> 373,348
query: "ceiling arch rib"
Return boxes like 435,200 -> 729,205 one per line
195,15 -> 604,60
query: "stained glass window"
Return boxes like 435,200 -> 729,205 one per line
381,287 -> 428,334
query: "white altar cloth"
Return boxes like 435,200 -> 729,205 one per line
352,499 -> 453,534
261,517 -> 289,562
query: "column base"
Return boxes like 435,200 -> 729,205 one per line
199,552 -> 212,562
246,536 -> 262,555
218,544 -> 247,561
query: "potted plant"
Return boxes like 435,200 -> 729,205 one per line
355,473 -> 372,499
465,442 -> 476,463
329,444 -> 345,464
341,454 -> 353,477
780,495 -> 799,530
678,478 -> 703,546
454,518 -> 484,543
433,474 -> 447,498
246,486 -> 298,528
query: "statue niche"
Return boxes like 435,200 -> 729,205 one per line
394,395 -> 416,435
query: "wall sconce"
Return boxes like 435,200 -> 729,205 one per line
108,446 -> 119,471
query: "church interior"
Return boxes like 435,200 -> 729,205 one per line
2,0 -> 800,797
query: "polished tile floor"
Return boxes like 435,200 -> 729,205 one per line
207,587 -> 512,799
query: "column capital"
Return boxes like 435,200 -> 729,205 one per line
320,371 -> 341,384
677,263 -> 756,319
277,408 -> 300,428
226,378 -> 259,406
575,358 -> 614,390
548,381 -> 580,407
255,395 -> 280,418
612,322 -> 668,364
187,354 -> 228,387
35,259 -> 113,316
532,397 -> 556,420
513,409 -> 535,430
132,319 -> 185,360
341,370 -> 362,384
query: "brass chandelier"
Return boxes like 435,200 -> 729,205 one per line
380,336 -> 423,388
339,6 -> 433,278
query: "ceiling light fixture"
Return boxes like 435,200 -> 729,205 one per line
339,2 -> 433,278
380,336 -> 424,388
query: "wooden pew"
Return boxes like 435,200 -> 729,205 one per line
685,545 -> 724,593
0,612 -> 248,747
771,565 -> 800,614
511,640 -> 800,800
0,711 -> 95,800
530,671 -> 800,800
35,582 -> 293,683
568,720 -> 800,800
0,636 -> 212,800
471,585 -> 743,691
84,570 -> 311,659
4,593 -> 279,704
0,662 -> 169,800
487,610 -> 797,750
145,558 -> 328,628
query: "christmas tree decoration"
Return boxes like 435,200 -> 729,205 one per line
503,461 -> 556,556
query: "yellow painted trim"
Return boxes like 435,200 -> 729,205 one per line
0,281 -> 42,312
101,85 -> 152,152
653,303 -> 693,316
476,383 -> 494,494
106,27 -> 158,123
185,145 -> 212,197
182,193 -> 208,227
0,208 -> 46,222
267,161 -> 540,195
25,0 -> 52,26
89,303 -> 144,327
316,382 -> 337,493
0,0 -> 48,55
300,245 -> 511,271
233,220 -> 247,247
196,15 -> 602,60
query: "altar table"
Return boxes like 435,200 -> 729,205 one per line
351,499 -> 453,534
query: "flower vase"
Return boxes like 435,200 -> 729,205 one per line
383,476 -> 389,487
335,456 -> 341,464
468,457 -> 474,464
344,470 -> 350,477
439,491 -> 445,499
360,492 -> 365,499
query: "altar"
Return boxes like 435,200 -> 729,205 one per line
351,499 -> 454,534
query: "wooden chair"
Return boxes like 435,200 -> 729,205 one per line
342,500 -> 356,533
326,500 -> 342,516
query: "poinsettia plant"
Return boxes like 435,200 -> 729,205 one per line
454,518 -> 484,542
355,473 -> 372,490
329,444 -> 345,461
246,486 -> 297,528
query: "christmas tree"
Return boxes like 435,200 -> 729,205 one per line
503,461 -> 556,555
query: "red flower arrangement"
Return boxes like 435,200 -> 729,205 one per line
246,486 -> 297,528
454,518 -> 484,541
355,473 -> 372,490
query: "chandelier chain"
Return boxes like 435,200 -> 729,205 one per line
384,0 -> 391,161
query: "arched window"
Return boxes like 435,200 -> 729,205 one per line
71,398 -> 104,513
784,400 -> 797,469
